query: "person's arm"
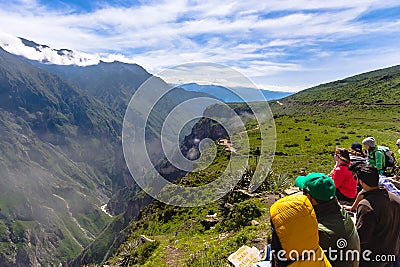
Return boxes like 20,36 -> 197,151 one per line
366,151 -> 373,165
342,190 -> 364,211
332,166 -> 345,188
356,202 -> 375,248
318,229 -> 331,250
328,162 -> 338,177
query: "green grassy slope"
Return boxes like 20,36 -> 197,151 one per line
102,65 -> 400,266
0,47 -> 119,265
103,104 -> 400,267
282,65 -> 400,104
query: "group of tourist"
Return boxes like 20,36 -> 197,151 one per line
267,137 -> 400,267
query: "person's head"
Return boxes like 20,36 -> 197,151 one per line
295,172 -> 336,205
351,142 -> 362,152
334,148 -> 350,164
269,194 -> 322,261
396,139 -> 400,151
349,142 -> 365,157
362,137 -> 376,150
348,162 -> 379,189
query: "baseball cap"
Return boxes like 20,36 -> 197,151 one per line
295,172 -> 336,201
351,142 -> 362,152
396,139 -> 400,145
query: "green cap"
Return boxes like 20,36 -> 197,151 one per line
295,172 -> 336,201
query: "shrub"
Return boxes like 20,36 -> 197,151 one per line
223,200 -> 262,231
124,241 -> 160,266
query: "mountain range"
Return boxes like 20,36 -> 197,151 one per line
1,36 -> 400,266
0,39 -> 217,266
178,82 -> 292,102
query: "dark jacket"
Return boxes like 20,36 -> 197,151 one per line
314,198 -> 360,267
356,188 -> 400,266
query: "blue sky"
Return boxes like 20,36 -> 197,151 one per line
1,0 -> 400,92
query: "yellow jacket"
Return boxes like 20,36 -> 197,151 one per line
270,194 -> 332,267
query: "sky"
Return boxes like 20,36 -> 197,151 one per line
1,0 -> 400,92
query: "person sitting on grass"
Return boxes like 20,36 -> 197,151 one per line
269,194 -> 332,267
362,137 -> 386,174
393,139 -> 400,173
350,164 -> 400,267
296,172 -> 360,267
329,148 -> 357,203
349,142 -> 368,165
344,162 -> 400,211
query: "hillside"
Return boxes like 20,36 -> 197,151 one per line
281,65 -> 400,104
2,35 -> 400,266
0,47 -> 122,265
28,61 -> 153,116
0,45 -> 220,266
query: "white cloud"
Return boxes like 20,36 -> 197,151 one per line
0,33 -> 101,66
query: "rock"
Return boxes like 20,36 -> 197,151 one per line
284,187 -> 300,195
139,235 -> 155,243
201,218 -> 221,230
219,233 -> 228,241
224,203 -> 233,210
236,189 -> 260,198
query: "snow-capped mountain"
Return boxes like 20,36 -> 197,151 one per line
0,34 -> 102,66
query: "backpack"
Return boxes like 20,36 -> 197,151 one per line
377,146 -> 395,168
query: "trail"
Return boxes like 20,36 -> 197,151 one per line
218,139 -> 237,153
239,124 -> 260,140
52,194 -> 95,240
46,141 -> 112,216
42,205 -> 83,249
101,203 -> 113,217
219,124 -> 260,152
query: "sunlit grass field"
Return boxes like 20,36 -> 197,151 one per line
104,103 -> 400,266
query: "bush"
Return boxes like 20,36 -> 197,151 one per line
223,200 -> 262,231
121,240 -> 159,266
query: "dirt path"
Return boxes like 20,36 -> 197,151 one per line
53,193 -> 95,240
218,138 -> 237,153
165,246 -> 184,267
101,203 -> 113,217
239,124 -> 260,140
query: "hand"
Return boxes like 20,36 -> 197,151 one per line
341,204 -> 353,211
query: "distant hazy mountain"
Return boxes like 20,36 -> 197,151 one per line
178,83 -> 292,102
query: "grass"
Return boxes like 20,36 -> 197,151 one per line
106,196 -> 270,267
105,100 -> 400,266
3,61 -> 400,266
283,65 -> 400,104
271,105 -> 400,176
